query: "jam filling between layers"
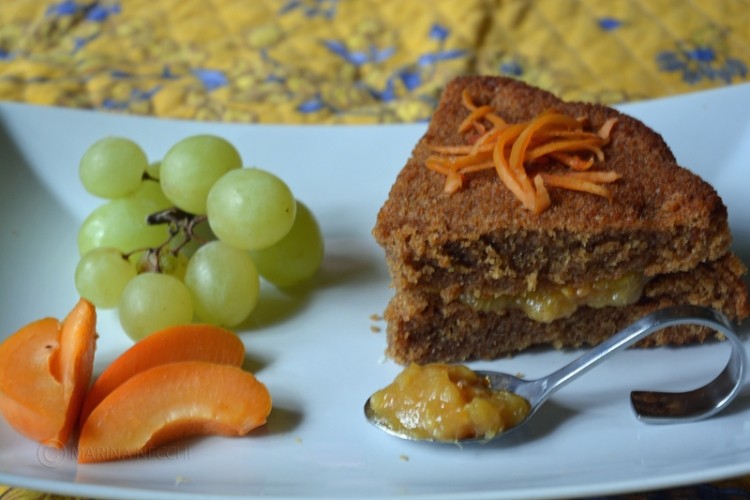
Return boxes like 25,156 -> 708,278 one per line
461,272 -> 647,323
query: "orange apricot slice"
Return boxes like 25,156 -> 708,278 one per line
80,324 -> 245,425
55,298 -> 97,447
78,361 -> 271,463
0,317 -> 64,444
0,299 -> 97,448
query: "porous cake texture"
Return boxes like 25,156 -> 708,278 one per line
373,76 -> 749,364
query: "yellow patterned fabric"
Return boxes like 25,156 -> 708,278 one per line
1,1 -> 750,499
0,0 -> 748,124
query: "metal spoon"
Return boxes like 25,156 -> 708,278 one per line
364,305 -> 747,443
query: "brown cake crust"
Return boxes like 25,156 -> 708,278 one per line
373,75 -> 750,364
373,76 -> 732,296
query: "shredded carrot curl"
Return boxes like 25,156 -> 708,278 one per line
426,89 -> 620,214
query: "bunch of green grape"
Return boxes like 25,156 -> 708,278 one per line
75,135 -> 324,341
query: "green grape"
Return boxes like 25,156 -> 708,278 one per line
75,247 -> 136,308
172,218 -> 215,257
184,240 -> 260,327
136,249 -> 189,280
146,160 -> 161,180
129,179 -> 172,210
159,135 -> 242,215
77,197 -> 170,256
118,273 -> 194,341
207,168 -> 296,250
79,137 -> 148,199
249,201 -> 324,287
158,251 -> 189,280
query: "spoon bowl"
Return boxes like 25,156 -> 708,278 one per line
364,305 -> 747,443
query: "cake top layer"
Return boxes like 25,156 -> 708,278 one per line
374,76 -> 728,244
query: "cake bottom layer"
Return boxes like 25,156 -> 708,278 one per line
384,254 -> 749,364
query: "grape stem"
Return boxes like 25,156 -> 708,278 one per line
124,207 -> 209,273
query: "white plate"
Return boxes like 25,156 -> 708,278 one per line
1,84 -> 749,500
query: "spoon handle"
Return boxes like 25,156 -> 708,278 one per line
529,306 -> 744,411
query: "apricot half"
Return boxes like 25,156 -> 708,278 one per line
0,299 -> 96,448
78,361 -> 272,463
80,324 -> 245,424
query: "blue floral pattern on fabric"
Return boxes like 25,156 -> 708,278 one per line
297,95 -> 325,113
87,3 -> 121,22
279,0 -> 338,19
429,23 -> 450,42
102,85 -> 160,109
47,0 -> 120,21
73,34 -> 98,53
658,38 -> 747,84
500,60 -> 523,77
419,23 -> 466,67
192,69 -> 229,91
322,39 -> 395,66
299,21 -> 465,115
46,0 -> 81,16
654,26 -> 747,85
598,17 -> 623,31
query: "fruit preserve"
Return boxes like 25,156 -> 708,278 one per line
369,363 -> 530,442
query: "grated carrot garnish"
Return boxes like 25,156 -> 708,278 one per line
458,105 -> 495,133
540,172 -> 620,201
426,94 -> 620,214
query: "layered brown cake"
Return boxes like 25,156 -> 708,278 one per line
373,76 -> 750,364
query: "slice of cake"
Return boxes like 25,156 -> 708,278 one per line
373,76 -> 749,364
